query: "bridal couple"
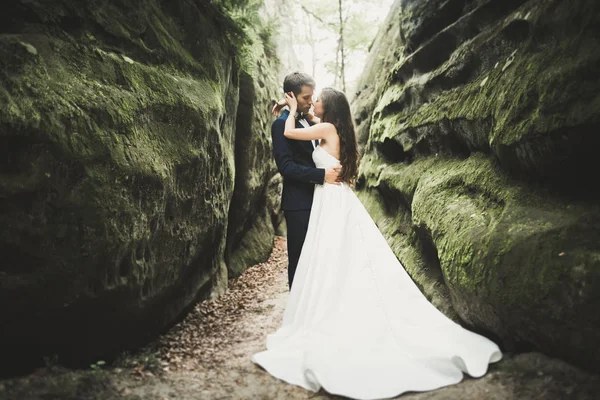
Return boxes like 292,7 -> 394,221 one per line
252,72 -> 502,400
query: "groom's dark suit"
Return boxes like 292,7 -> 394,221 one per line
272,109 -> 324,289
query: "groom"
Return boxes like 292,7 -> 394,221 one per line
271,72 -> 341,289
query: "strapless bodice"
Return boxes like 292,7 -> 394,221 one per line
312,146 -> 341,168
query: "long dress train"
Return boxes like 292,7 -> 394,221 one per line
252,146 -> 502,400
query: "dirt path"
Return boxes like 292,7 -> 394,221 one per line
1,237 -> 599,400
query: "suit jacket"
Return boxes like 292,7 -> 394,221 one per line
272,109 -> 325,211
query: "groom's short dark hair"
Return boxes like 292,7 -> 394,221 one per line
283,72 -> 315,96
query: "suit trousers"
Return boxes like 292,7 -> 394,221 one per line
284,209 -> 311,290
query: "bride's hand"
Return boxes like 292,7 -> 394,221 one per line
271,99 -> 287,116
284,91 -> 298,112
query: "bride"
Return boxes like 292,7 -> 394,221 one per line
252,87 -> 502,400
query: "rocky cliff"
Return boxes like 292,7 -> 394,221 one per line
353,0 -> 600,371
0,0 -> 281,374
226,64 -> 284,277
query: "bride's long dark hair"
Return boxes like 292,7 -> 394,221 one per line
320,87 -> 360,186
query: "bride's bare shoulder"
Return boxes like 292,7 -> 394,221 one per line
320,122 -> 339,137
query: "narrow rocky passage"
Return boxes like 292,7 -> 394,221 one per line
2,237 -> 599,400
1,1 -> 599,398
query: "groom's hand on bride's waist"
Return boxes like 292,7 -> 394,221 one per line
324,167 -> 342,185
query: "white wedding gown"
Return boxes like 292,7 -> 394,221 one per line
252,146 -> 502,400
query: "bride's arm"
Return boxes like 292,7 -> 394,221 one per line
284,119 -> 334,141
284,91 -> 332,140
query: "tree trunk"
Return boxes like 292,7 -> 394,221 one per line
338,0 -> 346,92
333,38 -> 341,87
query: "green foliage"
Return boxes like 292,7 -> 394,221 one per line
298,0 -> 393,91
213,0 -> 263,26
324,59 -> 338,76
210,0 -> 279,73
258,19 -> 279,58
344,13 -> 377,52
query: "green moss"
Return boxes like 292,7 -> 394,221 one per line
358,145 -> 600,360
353,0 -> 600,371
406,154 -> 600,330
0,0 -> 259,369
1,33 -> 227,183
368,5 -> 600,157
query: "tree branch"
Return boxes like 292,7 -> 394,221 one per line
300,5 -> 335,28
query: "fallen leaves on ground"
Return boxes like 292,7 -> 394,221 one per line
155,236 -> 287,372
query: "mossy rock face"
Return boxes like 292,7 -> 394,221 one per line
0,0 -> 279,374
225,61 -> 281,277
354,0 -> 600,371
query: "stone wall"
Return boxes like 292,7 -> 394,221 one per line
0,0 -> 281,374
353,0 -> 600,371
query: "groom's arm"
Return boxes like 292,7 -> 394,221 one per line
272,116 -> 325,184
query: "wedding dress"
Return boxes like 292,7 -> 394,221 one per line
252,146 -> 502,400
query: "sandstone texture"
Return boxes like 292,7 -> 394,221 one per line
0,0 -> 281,374
353,0 -> 600,372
